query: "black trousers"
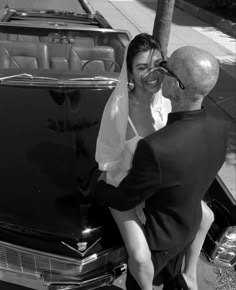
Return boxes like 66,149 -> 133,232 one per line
125,244 -> 188,290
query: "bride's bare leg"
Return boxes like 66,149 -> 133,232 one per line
183,201 -> 214,290
110,208 -> 154,290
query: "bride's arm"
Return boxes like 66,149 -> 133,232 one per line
95,139 -> 161,210
105,164 -> 126,187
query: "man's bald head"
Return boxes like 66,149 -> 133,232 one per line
169,46 -> 219,98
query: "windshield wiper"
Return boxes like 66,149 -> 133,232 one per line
69,76 -> 118,82
0,73 -> 58,82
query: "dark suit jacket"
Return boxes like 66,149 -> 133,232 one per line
95,108 -> 228,251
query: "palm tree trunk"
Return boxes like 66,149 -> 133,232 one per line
152,0 -> 175,59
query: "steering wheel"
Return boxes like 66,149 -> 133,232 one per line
82,58 -> 120,71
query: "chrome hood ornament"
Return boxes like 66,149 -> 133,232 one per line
61,237 -> 101,257
76,242 -> 87,252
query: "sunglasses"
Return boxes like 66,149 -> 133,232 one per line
143,60 -> 185,90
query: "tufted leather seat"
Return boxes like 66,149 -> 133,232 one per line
69,45 -> 116,72
50,57 -> 69,71
73,36 -> 95,46
0,41 -> 50,70
0,33 -> 48,43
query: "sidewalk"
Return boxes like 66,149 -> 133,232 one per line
85,0 -> 235,74
175,0 -> 236,38
85,0 -> 236,38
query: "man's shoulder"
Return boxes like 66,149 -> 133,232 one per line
142,128 -> 175,157
145,120 -> 180,144
205,109 -> 230,134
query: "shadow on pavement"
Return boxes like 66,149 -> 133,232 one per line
136,0 -> 236,24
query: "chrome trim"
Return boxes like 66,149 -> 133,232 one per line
0,240 -> 84,277
0,263 -> 127,290
0,240 -> 126,278
0,79 -> 118,88
0,20 -> 131,36
62,238 -> 102,257
44,263 -> 127,289
210,246 -> 236,267
44,272 -> 113,286
210,227 -> 236,267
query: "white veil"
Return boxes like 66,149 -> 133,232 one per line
95,47 -> 129,171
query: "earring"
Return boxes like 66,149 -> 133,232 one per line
128,80 -> 135,91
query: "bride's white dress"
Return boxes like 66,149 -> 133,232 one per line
106,92 -> 171,222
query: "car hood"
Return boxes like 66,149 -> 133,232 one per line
0,84 -> 111,243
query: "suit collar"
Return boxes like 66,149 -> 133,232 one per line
167,107 -> 206,124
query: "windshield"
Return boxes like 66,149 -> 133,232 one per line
0,26 -> 130,84
7,12 -> 99,27
0,71 -> 119,88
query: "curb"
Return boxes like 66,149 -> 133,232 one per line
175,0 -> 236,38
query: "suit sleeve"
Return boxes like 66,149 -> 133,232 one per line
95,139 -> 161,211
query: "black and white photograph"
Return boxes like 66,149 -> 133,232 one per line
0,1 -> 235,290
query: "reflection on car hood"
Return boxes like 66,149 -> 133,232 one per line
0,84 -> 111,245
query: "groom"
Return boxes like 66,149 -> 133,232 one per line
94,46 -> 228,289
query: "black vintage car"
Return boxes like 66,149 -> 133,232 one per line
0,3 -> 235,290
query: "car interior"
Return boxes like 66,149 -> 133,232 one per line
0,40 -> 50,70
0,30 -> 124,73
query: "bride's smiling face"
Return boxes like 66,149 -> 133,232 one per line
131,49 -> 164,94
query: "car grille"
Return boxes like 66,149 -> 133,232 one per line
0,241 -> 127,278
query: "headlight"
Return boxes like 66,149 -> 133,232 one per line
211,226 -> 236,267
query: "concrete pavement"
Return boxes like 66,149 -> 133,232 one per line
175,0 -> 236,37
84,0 -> 235,66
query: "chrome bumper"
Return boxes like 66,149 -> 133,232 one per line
45,264 -> 127,290
0,263 -> 127,290
0,240 -> 127,289
210,226 -> 236,268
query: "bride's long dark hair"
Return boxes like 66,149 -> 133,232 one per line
126,33 -> 164,75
